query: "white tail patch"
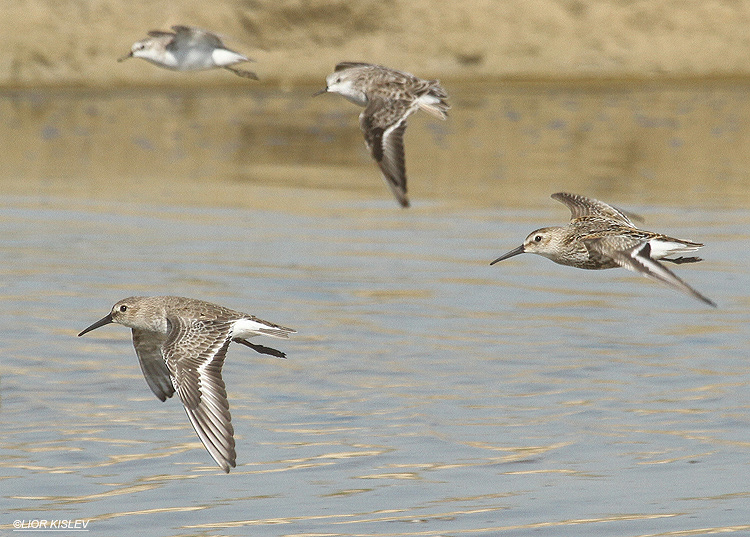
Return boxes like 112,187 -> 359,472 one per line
232,318 -> 294,339
417,94 -> 449,119
211,49 -> 247,67
647,239 -> 701,260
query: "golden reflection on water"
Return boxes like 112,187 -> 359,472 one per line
10,482 -> 162,504
182,510 -> 688,535
2,80 -> 750,209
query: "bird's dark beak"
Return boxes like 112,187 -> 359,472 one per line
490,245 -> 525,265
312,87 -> 328,97
117,51 -> 133,63
78,313 -> 114,336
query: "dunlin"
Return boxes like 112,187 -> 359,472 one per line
118,25 -> 258,79
315,62 -> 450,207
490,193 -> 716,307
78,296 -> 295,472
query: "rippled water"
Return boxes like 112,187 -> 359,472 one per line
1,82 -> 749,536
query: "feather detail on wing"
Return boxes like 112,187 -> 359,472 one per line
131,329 -> 175,402
164,318 -> 237,472
147,30 -> 175,38
552,192 -> 640,226
590,239 -> 716,307
361,98 -> 411,207
170,25 -> 224,49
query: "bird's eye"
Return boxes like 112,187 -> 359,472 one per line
119,305 -> 128,312
534,235 -> 542,242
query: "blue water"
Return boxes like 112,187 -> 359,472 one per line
1,84 -> 749,536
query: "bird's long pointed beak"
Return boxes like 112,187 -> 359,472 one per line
490,245 -> 525,265
311,87 -> 328,97
117,52 -> 133,63
78,313 -> 114,336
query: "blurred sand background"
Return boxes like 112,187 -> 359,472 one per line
5,0 -> 750,87
3,0 -> 750,210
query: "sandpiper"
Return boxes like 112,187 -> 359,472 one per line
78,296 -> 295,472
118,25 -> 258,79
490,192 -> 716,307
314,62 -> 450,207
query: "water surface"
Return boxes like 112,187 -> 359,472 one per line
1,82 -> 748,536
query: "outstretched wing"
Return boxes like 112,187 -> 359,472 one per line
147,30 -> 175,38
552,192 -> 640,226
170,25 -> 224,49
131,329 -> 175,402
588,238 -> 716,307
360,98 -> 413,207
334,61 -> 374,72
163,317 -> 236,472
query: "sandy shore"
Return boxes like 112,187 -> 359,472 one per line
5,0 -> 750,87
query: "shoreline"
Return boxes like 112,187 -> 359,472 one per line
3,73 -> 750,92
